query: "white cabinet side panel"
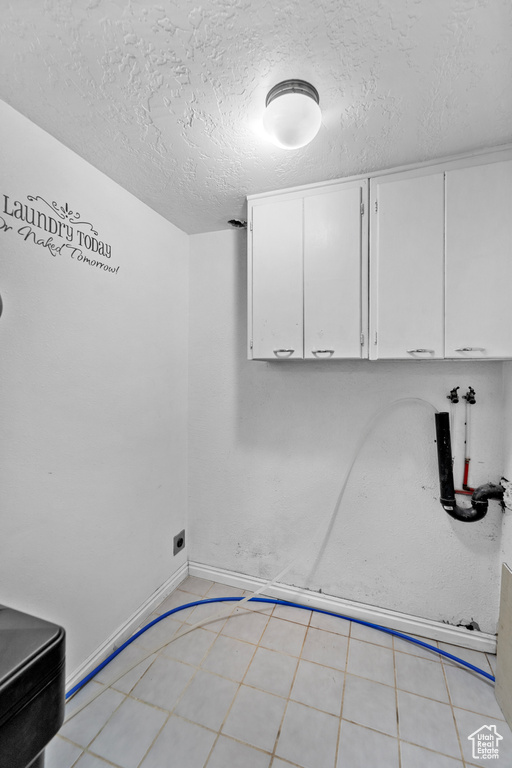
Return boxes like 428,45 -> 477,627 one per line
250,198 -> 303,359
446,160 -> 512,359
370,172 -> 445,360
304,184 -> 365,359
496,563 -> 512,728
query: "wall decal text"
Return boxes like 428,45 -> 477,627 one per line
1,193 -> 120,275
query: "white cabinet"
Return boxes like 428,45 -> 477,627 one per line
303,184 -> 367,359
369,169 -> 445,360
369,155 -> 512,361
248,149 -> 512,363
445,160 -> 512,359
250,196 -> 303,359
248,180 -> 368,360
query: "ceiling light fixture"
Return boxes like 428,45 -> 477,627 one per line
263,79 -> 321,150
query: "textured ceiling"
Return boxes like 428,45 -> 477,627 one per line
1,0 -> 511,234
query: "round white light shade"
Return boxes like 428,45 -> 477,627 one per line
263,80 -> 321,150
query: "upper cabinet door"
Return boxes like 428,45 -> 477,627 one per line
445,160 -> 512,359
304,182 -> 367,360
249,197 -> 303,360
369,171 -> 445,360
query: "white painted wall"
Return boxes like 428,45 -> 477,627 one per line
0,102 -> 189,673
189,229 -> 506,634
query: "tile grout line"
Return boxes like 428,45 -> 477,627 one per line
57,737 -> 85,768
132,614 -> 210,768
64,685 -> 131,761
75,746 -> 123,768
132,582 -> 226,768
439,654 -> 467,765
333,619 -> 353,768
202,594 -> 276,766
267,606 -> 312,765
53,734 -> 124,767
391,634 -> 402,768
85,745 -> 131,768
269,756 -> 303,768
398,738 -> 469,765
131,580 -> 224,768
133,703 -> 171,768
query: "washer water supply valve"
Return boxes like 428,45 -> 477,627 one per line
447,386 -> 460,403
435,411 -> 504,522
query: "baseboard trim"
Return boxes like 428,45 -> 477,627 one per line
65,562 -> 188,691
189,561 -> 497,654
66,557 -> 496,691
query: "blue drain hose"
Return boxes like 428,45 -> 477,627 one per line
65,596 -> 495,700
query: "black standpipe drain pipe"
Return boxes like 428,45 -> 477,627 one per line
435,412 -> 503,522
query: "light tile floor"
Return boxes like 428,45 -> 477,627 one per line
47,577 -> 511,768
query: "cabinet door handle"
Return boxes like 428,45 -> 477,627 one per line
454,347 -> 484,352
406,349 -> 434,354
273,348 -> 295,355
312,349 -> 335,355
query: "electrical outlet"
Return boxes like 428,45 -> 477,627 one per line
173,529 -> 185,555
